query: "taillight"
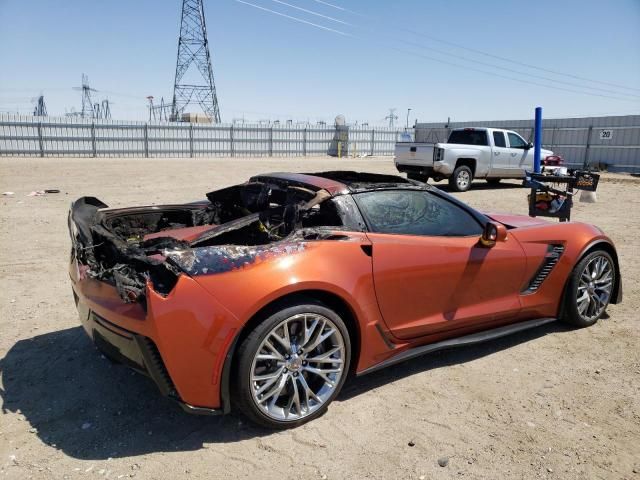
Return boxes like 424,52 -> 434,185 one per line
543,155 -> 563,166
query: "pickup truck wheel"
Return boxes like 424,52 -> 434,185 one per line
449,165 -> 473,192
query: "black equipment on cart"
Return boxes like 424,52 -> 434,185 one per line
523,170 -> 600,222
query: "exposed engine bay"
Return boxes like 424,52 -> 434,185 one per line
69,180 -> 354,304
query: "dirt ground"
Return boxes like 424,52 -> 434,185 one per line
0,156 -> 638,480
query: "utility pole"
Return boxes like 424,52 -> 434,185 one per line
385,108 -> 398,128
171,0 -> 221,122
147,96 -> 155,121
406,108 -> 412,129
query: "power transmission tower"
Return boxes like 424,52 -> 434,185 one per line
147,96 -> 171,122
33,95 -> 47,116
385,108 -> 398,128
171,0 -> 221,122
101,99 -> 112,120
73,74 -> 98,119
91,99 -> 112,120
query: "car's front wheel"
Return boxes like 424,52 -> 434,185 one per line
235,299 -> 351,428
562,250 -> 616,327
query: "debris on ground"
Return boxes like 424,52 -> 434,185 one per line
25,189 -> 59,196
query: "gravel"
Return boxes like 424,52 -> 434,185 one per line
1,156 -> 639,480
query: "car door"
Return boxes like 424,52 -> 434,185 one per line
489,130 -> 511,176
507,131 -> 533,174
354,189 -> 527,340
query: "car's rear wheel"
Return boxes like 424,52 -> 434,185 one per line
235,299 -> 350,428
562,250 -> 615,327
449,165 -> 473,192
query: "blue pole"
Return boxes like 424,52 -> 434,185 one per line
534,106 -> 542,173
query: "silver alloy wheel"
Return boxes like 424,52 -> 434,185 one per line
250,313 -> 346,421
577,254 -> 614,321
456,170 -> 471,189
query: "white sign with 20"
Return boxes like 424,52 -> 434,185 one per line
599,129 -> 613,140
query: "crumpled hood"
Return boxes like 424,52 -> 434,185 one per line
484,212 -> 551,228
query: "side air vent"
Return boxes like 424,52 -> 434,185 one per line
136,337 -> 178,398
522,244 -> 565,294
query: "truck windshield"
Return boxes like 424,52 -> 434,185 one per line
448,130 -> 488,146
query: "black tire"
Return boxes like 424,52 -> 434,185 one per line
561,250 -> 616,328
407,173 -> 429,183
486,178 -> 501,185
448,165 -> 473,192
234,298 -> 351,429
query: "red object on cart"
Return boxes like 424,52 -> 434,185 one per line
542,155 -> 563,166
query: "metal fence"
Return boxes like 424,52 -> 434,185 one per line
414,115 -> 640,173
0,114 -> 403,158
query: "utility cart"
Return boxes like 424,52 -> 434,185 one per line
524,170 -> 600,222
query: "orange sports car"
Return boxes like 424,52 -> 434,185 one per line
68,171 -> 622,428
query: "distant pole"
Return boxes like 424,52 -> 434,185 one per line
406,108 -> 412,129
534,106 -> 542,173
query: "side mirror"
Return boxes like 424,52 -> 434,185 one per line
524,142 -> 533,150
480,222 -> 508,247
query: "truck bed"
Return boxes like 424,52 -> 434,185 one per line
394,142 -> 435,177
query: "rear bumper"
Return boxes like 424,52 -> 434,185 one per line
396,162 -> 452,177
79,303 -> 223,415
86,309 -> 221,415
396,164 -> 435,176
70,258 -> 241,414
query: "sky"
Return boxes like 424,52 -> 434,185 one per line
0,0 -> 639,125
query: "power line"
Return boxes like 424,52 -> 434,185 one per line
270,0 -> 350,25
386,46 -> 637,102
239,0 -> 639,102
233,0 -> 352,36
393,37 -> 640,100
306,0 -> 640,93
309,0 -> 359,14
294,1 -> 640,99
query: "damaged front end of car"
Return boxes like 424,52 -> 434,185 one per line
68,180 -> 352,305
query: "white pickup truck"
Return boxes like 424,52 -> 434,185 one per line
394,127 -> 555,192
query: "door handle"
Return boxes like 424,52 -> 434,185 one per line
494,152 -> 500,155
511,153 -> 517,156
